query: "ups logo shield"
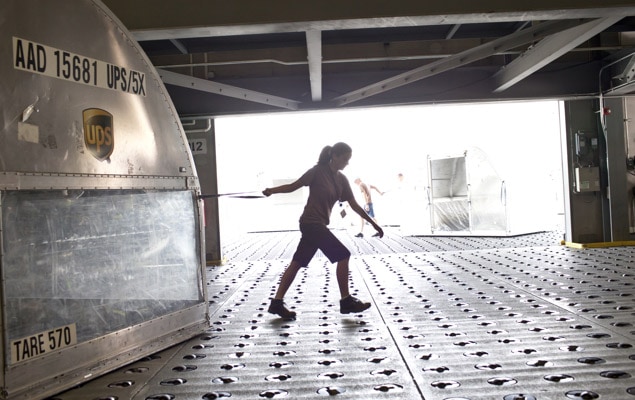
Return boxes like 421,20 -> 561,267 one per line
83,108 -> 114,161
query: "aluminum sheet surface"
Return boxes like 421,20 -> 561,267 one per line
1,0 -> 195,178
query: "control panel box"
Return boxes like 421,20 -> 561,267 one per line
574,166 -> 600,192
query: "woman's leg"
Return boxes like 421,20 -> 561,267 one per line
336,257 -> 350,298
336,256 -> 372,314
269,260 -> 302,319
274,260 -> 302,299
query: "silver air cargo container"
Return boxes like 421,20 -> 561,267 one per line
0,1 -> 208,399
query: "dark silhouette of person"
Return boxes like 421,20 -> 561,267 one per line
262,142 -> 383,319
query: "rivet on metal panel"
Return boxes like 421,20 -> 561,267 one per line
542,336 -> 565,342
107,381 -> 135,388
318,359 -> 342,366
212,377 -> 239,384
544,374 -> 574,382
430,380 -> 460,389
159,378 -> 187,386
526,360 -> 552,367
364,346 -> 387,352
564,390 -> 599,399
374,384 -> 403,392
145,395 -> 175,400
319,348 -> 342,355
220,363 -> 245,370
172,365 -> 197,372
488,377 -> 518,386
464,351 -> 488,357
318,372 -> 344,379
454,341 -> 477,347
600,370 -> 632,379
183,353 -> 206,360
192,343 -> 214,349
316,387 -> 345,395
587,333 -> 611,339
607,342 -> 633,349
202,392 -> 231,399
577,357 -> 605,365
404,334 -> 425,340
475,363 -> 502,370
259,389 -> 289,398
368,356 -> 390,363
265,374 -> 292,381
371,368 -> 397,376
512,348 -> 537,355
423,366 -> 450,373
270,361 -> 293,369
273,350 -> 296,356
503,395 -> 537,400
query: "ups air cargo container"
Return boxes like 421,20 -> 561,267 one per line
0,1 -> 209,399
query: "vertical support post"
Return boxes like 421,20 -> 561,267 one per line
186,119 -> 223,264
560,99 -> 604,243
603,97 -> 631,241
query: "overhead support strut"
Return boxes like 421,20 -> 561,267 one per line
332,19 -> 591,106
493,16 -> 622,92
306,30 -> 323,101
158,69 -> 300,110
169,38 -> 188,54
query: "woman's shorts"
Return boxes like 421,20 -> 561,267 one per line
293,223 -> 351,267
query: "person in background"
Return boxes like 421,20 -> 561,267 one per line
262,142 -> 383,319
354,177 -> 384,238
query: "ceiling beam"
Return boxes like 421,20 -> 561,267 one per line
157,69 -> 300,110
493,16 -> 623,92
305,30 -> 322,101
169,38 -> 188,54
332,19 -> 589,106
101,0 -> 635,41
445,24 -> 461,39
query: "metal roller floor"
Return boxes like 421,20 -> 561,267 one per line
50,230 -> 635,400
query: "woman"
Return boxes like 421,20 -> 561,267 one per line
263,142 -> 384,319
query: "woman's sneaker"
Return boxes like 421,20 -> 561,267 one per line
268,299 -> 297,319
340,295 -> 371,314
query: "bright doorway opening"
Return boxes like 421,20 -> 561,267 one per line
214,101 -> 564,240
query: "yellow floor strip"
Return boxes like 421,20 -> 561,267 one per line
561,240 -> 635,249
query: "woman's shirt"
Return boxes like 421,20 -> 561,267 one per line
298,163 -> 354,226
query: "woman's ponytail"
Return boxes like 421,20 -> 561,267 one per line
317,145 -> 332,165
